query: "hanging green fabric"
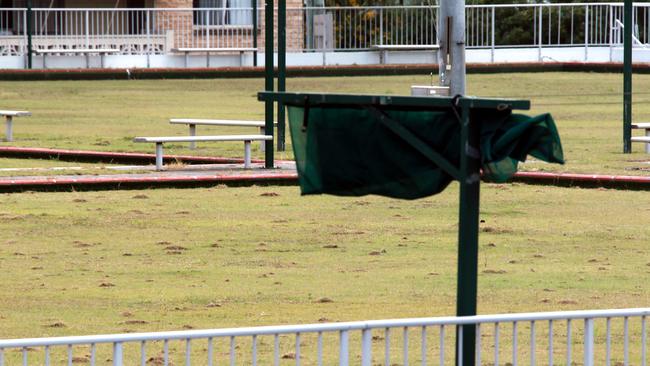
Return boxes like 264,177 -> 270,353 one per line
288,104 -> 564,200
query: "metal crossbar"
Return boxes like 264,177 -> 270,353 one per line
0,308 -> 647,366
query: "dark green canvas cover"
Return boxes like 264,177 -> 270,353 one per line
288,105 -> 564,200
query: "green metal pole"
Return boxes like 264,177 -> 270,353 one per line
252,0 -> 258,67
456,102 -> 479,366
277,0 -> 286,152
264,0 -> 275,168
623,0 -> 632,154
26,0 -> 33,69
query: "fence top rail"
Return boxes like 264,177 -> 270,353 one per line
0,308 -> 648,349
5,3 -> 650,12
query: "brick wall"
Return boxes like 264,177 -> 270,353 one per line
153,0 -> 304,51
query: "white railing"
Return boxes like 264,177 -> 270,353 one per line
1,3 -> 650,58
0,308 -> 647,365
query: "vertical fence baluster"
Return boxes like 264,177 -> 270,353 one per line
567,320 -> 572,366
513,321 -> 518,366
494,323 -> 500,366
339,330 -> 349,366
584,318 -> 594,366
68,344 -> 72,366
140,341 -> 146,366
531,321 -> 536,366
22,347 -> 27,366
0,348 -> 3,366
361,329 -> 371,366
186,338 -> 191,366
317,332 -> 323,366
642,316 -> 647,366
114,342 -> 124,366
164,340 -> 169,366
207,338 -> 213,366
252,335 -> 257,366
403,327 -> 409,366
385,328 -> 390,366
230,336 -> 235,366
46,345 -> 51,366
548,320 -> 553,366
606,317 -> 612,366
421,326 -> 427,366
295,333 -> 301,366
624,317 -> 629,366
274,334 -> 280,366
439,325 -> 445,366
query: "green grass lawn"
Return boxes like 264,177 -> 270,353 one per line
0,74 -> 648,364
0,184 -> 648,364
1,72 -> 650,176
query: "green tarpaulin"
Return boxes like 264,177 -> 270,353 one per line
288,105 -> 564,200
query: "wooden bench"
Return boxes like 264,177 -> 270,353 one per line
0,110 -> 31,142
371,44 -> 440,64
632,123 -> 650,153
133,135 -> 273,170
172,47 -> 257,67
169,118 -> 277,150
35,48 -> 119,69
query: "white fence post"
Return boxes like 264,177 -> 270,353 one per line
339,330 -> 349,366
113,342 -> 123,366
361,329 -> 371,366
584,318 -> 594,366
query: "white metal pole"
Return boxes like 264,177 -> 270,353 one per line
189,124 -> 196,149
155,143 -> 164,171
438,0 -> 465,96
5,116 -> 13,142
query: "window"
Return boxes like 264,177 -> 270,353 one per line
193,0 -> 254,27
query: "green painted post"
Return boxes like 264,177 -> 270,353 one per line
623,0 -> 632,153
252,0 -> 258,67
26,0 -> 33,69
456,102 -> 480,366
264,0 -> 275,168
277,0 -> 286,152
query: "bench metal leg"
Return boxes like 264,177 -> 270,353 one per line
155,142 -> 164,171
646,129 -> 650,154
189,124 -> 197,150
244,140 -> 252,169
5,116 -> 13,142
259,127 -> 265,152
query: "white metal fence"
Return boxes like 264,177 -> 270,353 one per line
0,308 -> 647,365
1,3 -> 649,59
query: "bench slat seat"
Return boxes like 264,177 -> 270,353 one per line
1,110 -> 31,142
171,47 -> 257,67
631,123 -> 650,153
169,119 -> 277,150
35,48 -> 119,68
0,110 -> 31,117
134,134 -> 273,170
170,119 -> 266,127
371,44 -> 440,50
632,122 -> 650,129
371,44 -> 439,64
134,134 -> 272,143
35,48 -> 119,54
172,47 -> 257,52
